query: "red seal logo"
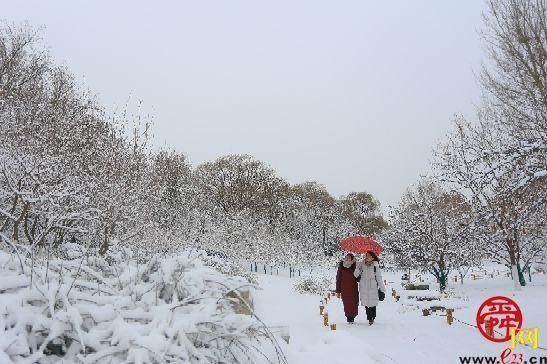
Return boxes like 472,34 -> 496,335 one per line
476,296 -> 523,342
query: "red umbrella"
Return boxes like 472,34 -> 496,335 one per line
339,235 -> 384,255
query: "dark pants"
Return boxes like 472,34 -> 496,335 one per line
346,316 -> 355,323
365,306 -> 376,321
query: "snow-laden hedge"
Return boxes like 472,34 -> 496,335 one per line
200,252 -> 258,285
293,274 -> 333,295
0,243 -> 286,363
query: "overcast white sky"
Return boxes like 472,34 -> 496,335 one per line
2,0 -> 485,209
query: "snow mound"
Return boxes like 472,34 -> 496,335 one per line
0,245 -> 286,363
293,274 -> 333,295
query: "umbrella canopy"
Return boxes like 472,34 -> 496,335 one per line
339,235 -> 384,255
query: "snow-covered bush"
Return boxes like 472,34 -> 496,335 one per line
0,243 -> 287,364
200,250 -> 258,285
293,275 -> 332,295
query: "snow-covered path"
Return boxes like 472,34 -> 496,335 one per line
254,272 -> 547,364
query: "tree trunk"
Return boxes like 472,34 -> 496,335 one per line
517,262 -> 526,287
99,226 -> 110,256
510,264 -> 520,290
508,239 -> 521,291
439,255 -> 448,292
439,270 -> 447,292
431,265 -> 448,292
322,226 -> 326,255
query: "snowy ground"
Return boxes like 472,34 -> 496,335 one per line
254,268 -> 547,364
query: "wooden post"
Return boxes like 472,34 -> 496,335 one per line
454,276 -> 457,283
446,309 -> 453,325
330,323 -> 337,330
320,305 -> 324,315
323,313 -> 329,327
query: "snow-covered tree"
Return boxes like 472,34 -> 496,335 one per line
432,0 -> 547,290
385,179 -> 481,291
0,21 -> 388,276
436,114 -> 547,289
479,0 -> 547,185
340,192 -> 387,236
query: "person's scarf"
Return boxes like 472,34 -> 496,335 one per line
342,257 -> 355,268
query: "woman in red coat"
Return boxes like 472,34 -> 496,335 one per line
335,253 -> 360,323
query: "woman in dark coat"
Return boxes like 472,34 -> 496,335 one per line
335,253 -> 359,323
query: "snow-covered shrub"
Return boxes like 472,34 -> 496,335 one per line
0,243 -> 287,364
199,250 -> 258,285
293,275 -> 332,295
533,261 -> 547,274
